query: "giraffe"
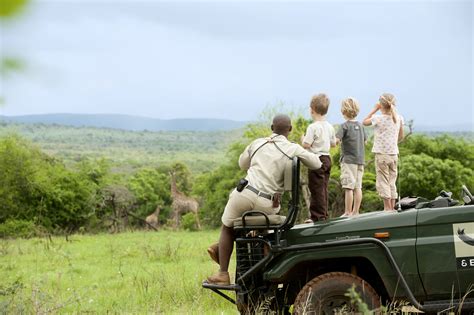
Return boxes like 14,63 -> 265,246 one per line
170,171 -> 201,229
145,205 -> 161,230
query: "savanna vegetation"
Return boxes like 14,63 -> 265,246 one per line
0,116 -> 474,236
0,114 -> 473,314
0,116 -> 473,237
0,121 -> 242,173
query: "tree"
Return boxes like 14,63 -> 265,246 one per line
0,135 -> 99,231
399,153 -> 473,200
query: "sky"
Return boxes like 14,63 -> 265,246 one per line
0,0 -> 473,129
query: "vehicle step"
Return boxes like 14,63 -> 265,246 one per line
202,281 -> 240,291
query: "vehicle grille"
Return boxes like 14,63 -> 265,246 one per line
235,238 -> 266,280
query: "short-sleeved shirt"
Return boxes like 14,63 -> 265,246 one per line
302,120 -> 336,156
371,114 -> 404,155
239,133 -> 322,194
336,120 -> 367,165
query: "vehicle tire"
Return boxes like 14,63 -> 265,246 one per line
293,272 -> 381,315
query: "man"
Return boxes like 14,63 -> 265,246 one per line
206,114 -> 322,285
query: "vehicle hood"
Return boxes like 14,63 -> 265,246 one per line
285,209 -> 418,244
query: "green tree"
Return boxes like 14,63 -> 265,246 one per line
0,135 -> 97,230
399,153 -> 473,200
400,134 -> 474,169
127,162 -> 193,224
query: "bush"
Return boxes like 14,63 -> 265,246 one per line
399,154 -> 474,200
181,213 -> 199,231
0,219 -> 36,238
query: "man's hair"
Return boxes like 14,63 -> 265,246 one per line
310,93 -> 330,115
341,97 -> 359,119
272,114 -> 292,135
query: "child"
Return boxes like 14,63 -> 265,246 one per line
336,97 -> 367,217
302,93 -> 336,222
363,93 -> 404,211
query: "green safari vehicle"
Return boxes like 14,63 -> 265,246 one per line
203,158 -> 474,314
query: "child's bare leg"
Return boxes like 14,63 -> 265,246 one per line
344,189 -> 353,216
352,188 -> 362,215
383,198 -> 392,211
391,198 -> 397,210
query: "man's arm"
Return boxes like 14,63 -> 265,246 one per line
295,145 -> 322,170
238,143 -> 252,170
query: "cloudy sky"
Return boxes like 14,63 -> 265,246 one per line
0,0 -> 472,129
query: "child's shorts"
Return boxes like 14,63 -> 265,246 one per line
375,154 -> 398,199
340,162 -> 364,190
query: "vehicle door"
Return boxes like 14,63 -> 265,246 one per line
416,205 -> 474,301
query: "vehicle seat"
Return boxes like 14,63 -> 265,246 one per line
233,212 -> 286,229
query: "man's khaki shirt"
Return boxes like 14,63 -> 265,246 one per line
239,133 -> 322,195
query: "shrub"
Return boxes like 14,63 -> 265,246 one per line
181,213 -> 199,231
0,219 -> 36,238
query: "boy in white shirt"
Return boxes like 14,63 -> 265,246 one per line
301,93 -> 336,222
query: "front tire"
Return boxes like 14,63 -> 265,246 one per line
293,272 -> 381,315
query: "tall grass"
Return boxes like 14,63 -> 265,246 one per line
0,230 -> 237,314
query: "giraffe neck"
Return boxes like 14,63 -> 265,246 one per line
170,174 -> 178,196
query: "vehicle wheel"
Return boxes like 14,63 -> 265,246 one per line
293,272 -> 381,315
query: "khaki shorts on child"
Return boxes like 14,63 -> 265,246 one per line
340,162 -> 364,190
375,153 -> 398,199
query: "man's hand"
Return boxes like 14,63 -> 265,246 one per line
300,134 -> 305,144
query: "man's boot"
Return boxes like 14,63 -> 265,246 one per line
207,243 -> 219,265
206,271 -> 230,285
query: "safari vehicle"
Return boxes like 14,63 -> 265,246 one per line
203,158 -> 474,314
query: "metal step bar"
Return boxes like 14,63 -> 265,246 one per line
201,282 -> 240,304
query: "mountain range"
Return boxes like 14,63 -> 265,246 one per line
0,114 -> 472,133
0,114 -> 248,131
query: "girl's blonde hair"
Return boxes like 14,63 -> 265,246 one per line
341,97 -> 359,119
379,93 -> 397,123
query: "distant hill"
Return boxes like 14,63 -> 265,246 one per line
0,114 -> 249,131
414,123 -> 473,133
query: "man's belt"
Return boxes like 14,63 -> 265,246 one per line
245,185 -> 273,200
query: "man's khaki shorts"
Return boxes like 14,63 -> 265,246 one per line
221,188 -> 279,227
375,154 -> 398,199
340,162 -> 364,190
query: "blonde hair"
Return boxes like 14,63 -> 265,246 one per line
379,93 -> 397,123
341,97 -> 360,119
310,93 -> 330,115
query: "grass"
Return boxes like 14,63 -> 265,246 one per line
0,230 -> 238,314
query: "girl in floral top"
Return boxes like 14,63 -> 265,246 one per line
363,93 -> 404,211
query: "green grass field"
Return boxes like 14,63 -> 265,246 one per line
0,230 -> 238,314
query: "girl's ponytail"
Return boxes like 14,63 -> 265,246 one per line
379,93 -> 397,124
